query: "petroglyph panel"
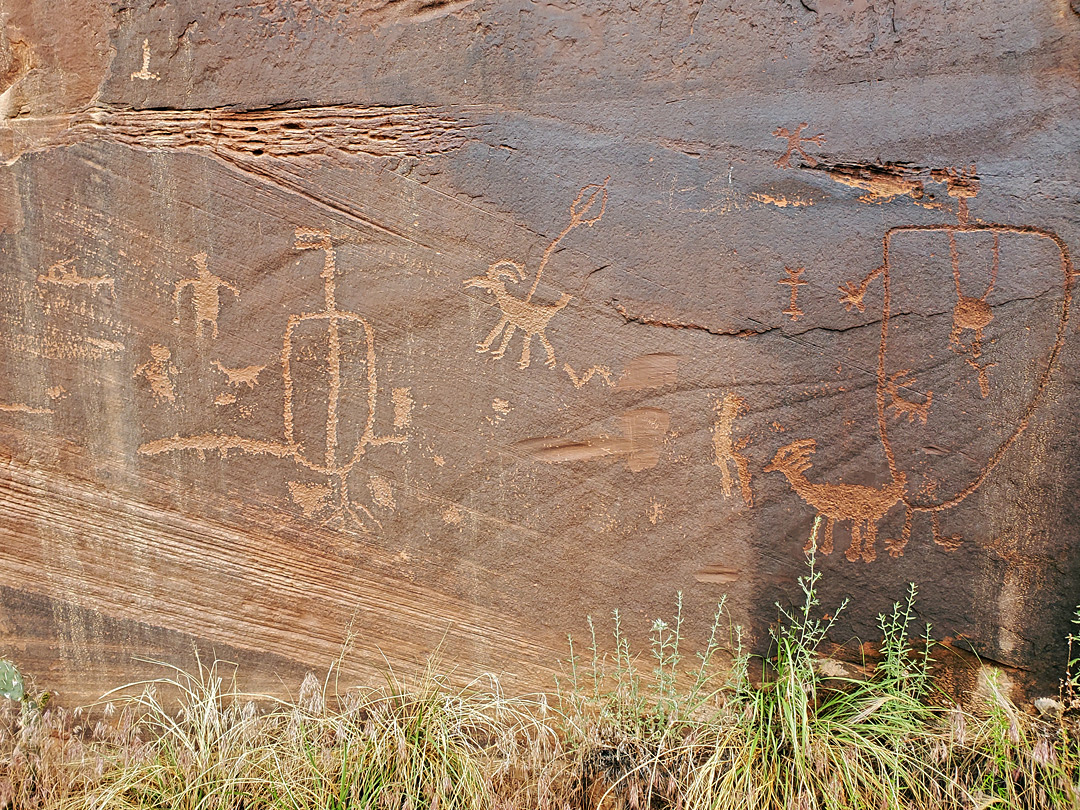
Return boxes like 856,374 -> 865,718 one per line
1,0 -> 1078,704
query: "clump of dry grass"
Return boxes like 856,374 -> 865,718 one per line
2,528 -> 1080,810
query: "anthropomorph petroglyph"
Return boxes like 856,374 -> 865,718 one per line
778,266 -> 806,321
37,259 -> 115,293
765,439 -> 906,563
141,228 -> 409,529
173,253 -> 239,339
773,123 -> 825,169
465,178 -> 608,369
948,231 -> 998,398
131,38 -> 160,81
770,166 -> 1075,560
712,393 -> 753,507
133,344 -> 178,404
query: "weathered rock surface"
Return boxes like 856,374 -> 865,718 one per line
0,0 -> 1078,701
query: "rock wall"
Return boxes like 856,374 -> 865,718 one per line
1,0 -> 1078,701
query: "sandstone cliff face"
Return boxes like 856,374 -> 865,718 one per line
0,0 -> 1077,701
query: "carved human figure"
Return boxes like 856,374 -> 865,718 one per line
173,253 -> 239,339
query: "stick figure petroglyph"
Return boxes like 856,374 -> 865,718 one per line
778,266 -> 807,321
948,231 -> 998,398
773,123 -> 826,169
173,253 -> 239,338
141,228 -> 409,530
465,178 -> 608,369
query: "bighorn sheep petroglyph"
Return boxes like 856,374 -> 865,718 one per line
465,260 -> 572,369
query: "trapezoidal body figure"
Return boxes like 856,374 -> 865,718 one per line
140,228 -> 408,529
465,178 -> 608,369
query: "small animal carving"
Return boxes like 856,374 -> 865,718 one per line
885,370 -> 932,425
764,438 -> 905,563
465,260 -> 572,369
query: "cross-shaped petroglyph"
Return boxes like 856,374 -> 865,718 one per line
37,259 -> 115,293
465,178 -> 608,369
131,39 -> 160,81
773,122 -> 826,169
173,253 -> 239,339
778,266 -> 807,321
141,228 -> 410,530
712,393 -> 754,507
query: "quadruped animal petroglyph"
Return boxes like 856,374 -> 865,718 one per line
140,228 -> 410,529
465,178 -> 608,369
765,439 -> 906,563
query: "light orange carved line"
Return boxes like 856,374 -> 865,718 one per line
37,259 -> 115,293
0,403 -> 53,415
563,363 -> 613,388
137,434 -> 295,457
525,177 -> 609,302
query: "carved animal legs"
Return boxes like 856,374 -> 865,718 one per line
884,507 -> 913,558
518,333 -> 533,369
804,516 -> 835,555
492,323 -> 518,360
477,318 -> 510,353
538,331 -> 558,368
845,522 -> 864,563
932,512 -> 963,551
861,519 -> 879,563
